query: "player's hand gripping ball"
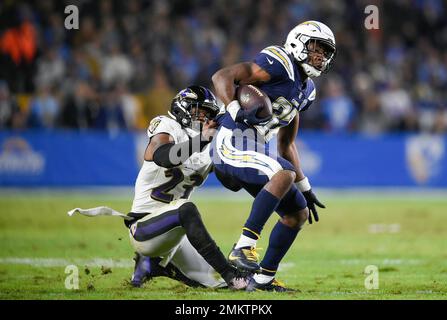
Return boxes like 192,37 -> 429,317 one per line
235,84 -> 273,125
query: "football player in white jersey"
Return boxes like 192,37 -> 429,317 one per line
127,85 -> 247,289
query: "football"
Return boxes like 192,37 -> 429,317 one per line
236,84 -> 273,120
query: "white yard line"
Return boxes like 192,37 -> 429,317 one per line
0,258 -> 423,268
0,257 -> 293,269
0,257 -> 134,268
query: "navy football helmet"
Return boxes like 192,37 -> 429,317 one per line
169,85 -> 220,132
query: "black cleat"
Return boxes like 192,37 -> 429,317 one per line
130,252 -> 205,288
228,244 -> 261,273
245,277 -> 295,292
130,253 -> 157,287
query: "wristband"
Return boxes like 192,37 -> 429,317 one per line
227,100 -> 241,121
296,177 -> 311,192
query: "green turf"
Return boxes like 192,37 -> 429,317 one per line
0,192 -> 446,300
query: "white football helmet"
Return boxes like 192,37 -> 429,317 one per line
284,21 -> 336,78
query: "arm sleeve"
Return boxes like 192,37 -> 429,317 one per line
153,134 -> 210,168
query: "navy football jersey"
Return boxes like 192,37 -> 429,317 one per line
255,45 -> 316,114
218,45 -> 316,141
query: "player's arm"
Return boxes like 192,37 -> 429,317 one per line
212,63 -> 271,124
278,114 -> 326,224
145,121 -> 216,168
277,113 -> 305,181
212,62 -> 271,105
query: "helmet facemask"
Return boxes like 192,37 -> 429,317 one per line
284,21 -> 337,78
169,86 -> 219,134
301,38 -> 336,77
186,101 -> 218,132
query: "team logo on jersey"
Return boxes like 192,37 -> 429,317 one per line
148,118 -> 162,133
219,143 -> 271,169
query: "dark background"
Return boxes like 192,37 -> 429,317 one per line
0,0 -> 446,134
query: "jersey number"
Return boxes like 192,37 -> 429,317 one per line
272,97 -> 297,125
150,168 -> 204,203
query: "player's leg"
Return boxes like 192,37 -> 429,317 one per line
247,185 -> 308,292
215,148 -> 296,273
128,208 -> 198,287
131,252 -> 204,288
240,169 -> 296,245
169,236 -> 228,288
129,203 -> 248,289
177,202 -> 249,289
130,252 -> 153,287
230,169 -> 295,272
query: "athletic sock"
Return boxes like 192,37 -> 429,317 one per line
260,220 -> 300,273
241,189 -> 280,241
197,242 -> 235,283
178,203 -> 235,283
235,234 -> 257,249
253,273 -> 274,284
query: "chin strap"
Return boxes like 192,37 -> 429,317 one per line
301,63 -> 322,78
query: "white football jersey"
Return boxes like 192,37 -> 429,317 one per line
131,116 -> 212,214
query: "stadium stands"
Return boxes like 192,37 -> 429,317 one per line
0,0 -> 446,133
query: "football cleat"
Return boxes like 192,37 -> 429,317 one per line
130,253 -> 205,288
246,277 -> 295,292
228,244 -> 261,273
130,252 -> 153,287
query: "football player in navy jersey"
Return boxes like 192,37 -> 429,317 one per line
210,21 -> 336,291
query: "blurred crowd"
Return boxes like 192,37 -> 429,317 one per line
0,0 -> 446,134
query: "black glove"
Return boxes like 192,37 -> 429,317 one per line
302,189 -> 326,224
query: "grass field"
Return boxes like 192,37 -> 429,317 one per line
0,189 -> 446,300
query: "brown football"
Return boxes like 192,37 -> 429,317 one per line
236,84 -> 273,120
